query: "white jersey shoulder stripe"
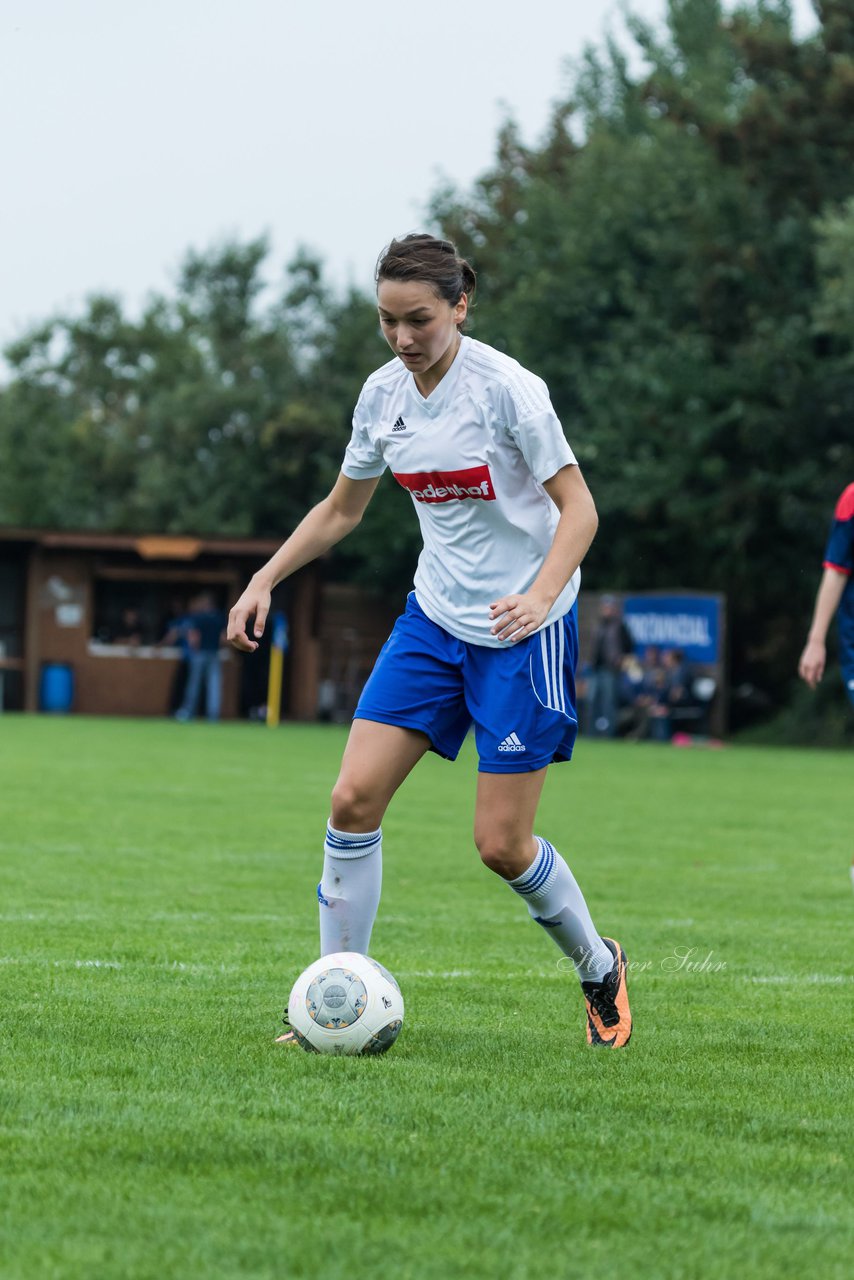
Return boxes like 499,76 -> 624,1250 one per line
354,358 -> 407,425
463,341 -> 552,421
360,357 -> 408,400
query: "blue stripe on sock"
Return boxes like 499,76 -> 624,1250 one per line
527,845 -> 555,894
325,832 -> 381,850
324,825 -> 382,857
514,839 -> 555,896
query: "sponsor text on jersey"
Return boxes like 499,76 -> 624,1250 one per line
393,465 -> 496,504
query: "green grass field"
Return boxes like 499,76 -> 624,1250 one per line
0,716 -> 851,1279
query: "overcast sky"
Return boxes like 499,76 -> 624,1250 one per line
1,0 -> 818,349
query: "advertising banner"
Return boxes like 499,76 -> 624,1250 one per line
622,595 -> 722,664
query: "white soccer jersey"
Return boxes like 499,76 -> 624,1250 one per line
342,336 -> 580,648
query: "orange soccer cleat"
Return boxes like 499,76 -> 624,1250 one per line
581,937 -> 632,1048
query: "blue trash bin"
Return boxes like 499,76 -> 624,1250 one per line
40,663 -> 74,713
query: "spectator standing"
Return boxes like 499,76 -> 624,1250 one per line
175,592 -> 227,722
159,602 -> 193,714
588,595 -> 634,737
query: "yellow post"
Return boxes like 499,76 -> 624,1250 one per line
266,612 -> 288,728
266,646 -> 283,728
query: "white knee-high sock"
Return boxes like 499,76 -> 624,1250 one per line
509,836 -> 613,981
318,823 -> 382,956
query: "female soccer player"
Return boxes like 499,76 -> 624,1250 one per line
228,234 -> 632,1048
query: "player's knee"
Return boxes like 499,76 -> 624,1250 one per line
330,778 -> 383,832
474,827 -> 529,880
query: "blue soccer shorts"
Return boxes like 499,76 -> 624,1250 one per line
353,592 -> 579,773
842,653 -> 854,708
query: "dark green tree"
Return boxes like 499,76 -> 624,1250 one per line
0,240 -> 387,541
433,0 -> 854,719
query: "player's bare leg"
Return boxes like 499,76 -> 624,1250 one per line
473,766 -> 548,878
330,719 -> 432,833
474,769 -> 631,1047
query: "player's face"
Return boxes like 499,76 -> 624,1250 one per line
377,280 -> 467,392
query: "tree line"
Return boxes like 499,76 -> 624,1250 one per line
2,0 -> 853,729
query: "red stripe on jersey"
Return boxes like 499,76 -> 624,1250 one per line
393,465 -> 496,504
823,560 -> 853,576
835,484 -> 854,522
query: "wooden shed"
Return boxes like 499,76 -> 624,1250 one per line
0,528 -> 327,719
0,527 -> 403,722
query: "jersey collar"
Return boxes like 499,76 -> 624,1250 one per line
407,335 -> 469,418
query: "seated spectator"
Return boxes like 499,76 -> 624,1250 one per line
647,648 -> 694,742
617,653 -> 646,737
623,647 -> 666,741
664,648 -> 693,712
112,607 -> 145,646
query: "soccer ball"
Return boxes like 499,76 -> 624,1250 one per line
286,951 -> 404,1056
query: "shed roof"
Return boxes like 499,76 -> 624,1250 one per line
0,526 -> 281,560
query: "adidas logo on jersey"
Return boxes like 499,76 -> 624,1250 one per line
391,415 -> 407,432
498,732 -> 526,752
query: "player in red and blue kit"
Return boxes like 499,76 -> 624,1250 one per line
229,234 -> 632,1048
798,483 -> 854,708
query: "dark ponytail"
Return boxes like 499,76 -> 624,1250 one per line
376,234 -> 476,324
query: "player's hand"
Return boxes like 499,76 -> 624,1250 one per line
228,577 -> 272,653
798,638 -> 826,689
489,592 -> 551,643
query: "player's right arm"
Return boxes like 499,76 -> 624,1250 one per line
227,473 -> 380,652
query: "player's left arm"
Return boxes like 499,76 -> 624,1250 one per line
798,487 -> 854,687
798,565 -> 848,688
490,464 -> 598,643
